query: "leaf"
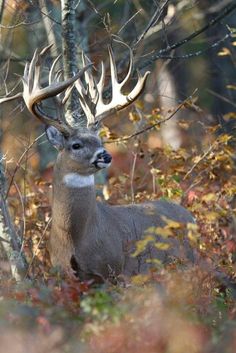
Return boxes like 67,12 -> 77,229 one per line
193,155 -> 202,164
205,211 -> 219,222
129,112 -> 140,122
226,84 -> 236,90
218,47 -> 231,56
155,227 -> 173,238
146,258 -> 162,266
154,242 -> 171,250
218,134 -> 232,144
202,193 -> 217,202
132,235 -> 155,257
131,274 -> 150,285
162,217 -> 182,229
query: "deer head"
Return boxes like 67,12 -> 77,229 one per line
1,42 -> 150,175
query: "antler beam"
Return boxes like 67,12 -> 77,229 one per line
1,45 -> 92,136
74,41 -> 150,127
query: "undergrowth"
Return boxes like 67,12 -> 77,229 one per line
0,116 -> 236,353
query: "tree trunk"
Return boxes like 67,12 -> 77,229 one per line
0,158 -> 27,281
61,0 -> 82,127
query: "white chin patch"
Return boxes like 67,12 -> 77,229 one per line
97,162 -> 111,169
63,173 -> 94,188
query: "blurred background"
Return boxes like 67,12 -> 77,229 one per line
1,0 -> 236,179
0,2 -> 236,352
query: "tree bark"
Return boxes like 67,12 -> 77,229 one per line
61,0 -> 82,127
0,158 -> 27,281
0,0 -> 5,23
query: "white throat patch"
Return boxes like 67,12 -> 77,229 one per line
63,173 -> 94,188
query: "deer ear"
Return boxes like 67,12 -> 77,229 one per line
46,126 -> 65,150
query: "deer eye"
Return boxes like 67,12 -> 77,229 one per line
72,143 -> 82,150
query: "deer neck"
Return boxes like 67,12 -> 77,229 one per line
51,153 -> 97,243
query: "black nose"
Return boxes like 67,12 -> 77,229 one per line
97,151 -> 112,163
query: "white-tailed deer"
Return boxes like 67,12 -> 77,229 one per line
1,43 -> 195,283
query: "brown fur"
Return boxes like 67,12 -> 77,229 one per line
47,128 -> 195,282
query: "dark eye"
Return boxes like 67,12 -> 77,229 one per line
72,143 -> 82,150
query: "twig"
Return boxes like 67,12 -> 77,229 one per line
13,181 -> 26,242
118,9 -> 142,34
0,19 -> 40,29
106,90 -> 197,144
5,133 -> 45,199
24,217 -> 52,279
134,0 -> 169,48
138,1 -> 236,70
86,0 -> 111,34
184,143 -> 215,180
154,31 -> 234,60
207,88 -> 236,109
130,151 -> 138,204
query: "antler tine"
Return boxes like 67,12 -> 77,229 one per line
95,43 -> 150,122
21,46 -> 92,135
75,77 -> 97,126
0,92 -> 22,104
74,53 -> 100,127
49,54 -> 62,85
49,59 -> 72,108
74,41 -> 150,127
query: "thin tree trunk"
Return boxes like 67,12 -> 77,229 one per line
0,0 -> 5,23
61,0 -> 82,127
0,159 -> 27,281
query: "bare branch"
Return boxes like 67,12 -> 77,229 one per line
118,9 -> 142,35
106,90 -> 198,144
0,19 -> 40,29
138,1 -> 236,70
134,0 -> 169,48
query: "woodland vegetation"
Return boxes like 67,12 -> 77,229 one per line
0,1 -> 236,352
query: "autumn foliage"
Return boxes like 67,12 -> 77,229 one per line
0,99 -> 235,353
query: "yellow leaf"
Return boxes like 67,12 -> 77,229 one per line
154,242 -> 171,250
218,134 -> 232,143
206,211 -> 219,221
162,217 -> 182,229
218,47 -> 231,56
129,112 -> 141,122
132,235 -> 155,257
146,258 -> 163,266
155,227 -> 173,238
193,155 -> 202,164
202,193 -> 217,202
226,84 -> 236,90
187,222 -> 198,231
144,226 -> 158,234
131,274 -> 150,285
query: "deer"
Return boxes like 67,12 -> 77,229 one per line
1,43 -> 195,283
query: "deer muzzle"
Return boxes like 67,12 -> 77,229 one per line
93,150 -> 112,169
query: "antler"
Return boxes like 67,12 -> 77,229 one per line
74,41 -> 150,127
0,45 -> 92,136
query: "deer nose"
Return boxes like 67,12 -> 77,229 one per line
97,150 -> 112,163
